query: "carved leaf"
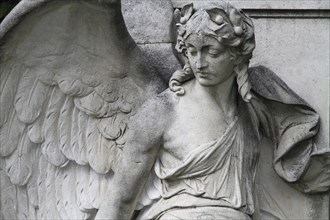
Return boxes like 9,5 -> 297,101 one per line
181,3 -> 194,22
206,8 -> 227,23
229,8 -> 243,27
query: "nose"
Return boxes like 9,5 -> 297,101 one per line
195,54 -> 208,70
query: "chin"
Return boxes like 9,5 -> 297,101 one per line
196,78 -> 221,87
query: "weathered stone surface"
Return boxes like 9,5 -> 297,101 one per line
252,18 -> 329,149
251,17 -> 330,219
122,0 -> 174,44
139,43 -> 181,82
173,0 -> 330,10
0,1 -> 329,220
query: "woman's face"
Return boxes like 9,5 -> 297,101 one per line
185,33 -> 236,87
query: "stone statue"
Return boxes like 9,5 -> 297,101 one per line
0,0 -> 329,220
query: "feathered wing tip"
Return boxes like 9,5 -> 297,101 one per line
0,0 -> 165,219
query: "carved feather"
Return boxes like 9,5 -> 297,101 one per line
63,163 -> 87,219
74,91 -> 110,117
0,62 -> 23,128
146,175 -> 162,201
0,161 -> 18,219
0,110 -> 25,157
54,165 -> 70,220
86,117 -> 117,174
36,156 -> 64,219
70,106 -> 85,165
59,96 -> 75,160
44,161 -> 62,219
136,173 -> 161,209
55,163 -> 86,219
15,71 -> 50,124
0,0 -> 169,218
26,147 -> 41,209
84,168 -> 99,209
88,168 -> 108,209
77,110 -> 89,165
76,165 -> 95,213
41,87 -> 68,167
16,186 -> 29,219
37,156 -> 50,219
57,77 -> 93,97
5,130 -> 36,186
94,80 -> 120,103
27,97 -> 48,144
97,115 -> 124,140
97,114 -> 127,171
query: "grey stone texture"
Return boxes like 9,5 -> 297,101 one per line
0,0 -> 329,219
122,0 -> 174,44
252,17 -> 330,220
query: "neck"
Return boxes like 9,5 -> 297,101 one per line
193,75 -> 238,116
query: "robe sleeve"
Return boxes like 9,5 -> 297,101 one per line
248,66 -> 330,193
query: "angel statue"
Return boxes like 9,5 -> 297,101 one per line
0,0 -> 329,220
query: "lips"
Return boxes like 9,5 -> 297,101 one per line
196,71 -> 209,78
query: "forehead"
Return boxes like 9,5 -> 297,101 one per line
185,33 -> 224,50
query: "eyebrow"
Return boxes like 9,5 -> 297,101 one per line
185,43 -> 195,48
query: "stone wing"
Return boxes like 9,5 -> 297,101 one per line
0,0 -> 167,218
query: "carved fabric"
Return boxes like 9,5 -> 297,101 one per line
142,67 -> 322,220
248,66 -> 322,189
147,100 -> 259,219
158,206 -> 251,220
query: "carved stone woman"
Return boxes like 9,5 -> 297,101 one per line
1,1 -> 329,219
96,3 -> 329,220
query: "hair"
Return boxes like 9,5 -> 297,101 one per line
170,2 -> 255,102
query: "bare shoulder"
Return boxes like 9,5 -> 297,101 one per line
137,88 -> 176,114
129,88 -> 177,136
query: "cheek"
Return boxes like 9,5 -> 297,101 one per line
187,56 -> 197,69
211,55 -> 234,71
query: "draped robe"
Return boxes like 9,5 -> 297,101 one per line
143,66 -> 325,219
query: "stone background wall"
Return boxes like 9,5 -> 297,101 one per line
172,0 -> 330,219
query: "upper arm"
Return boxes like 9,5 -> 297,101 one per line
112,94 -> 173,202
